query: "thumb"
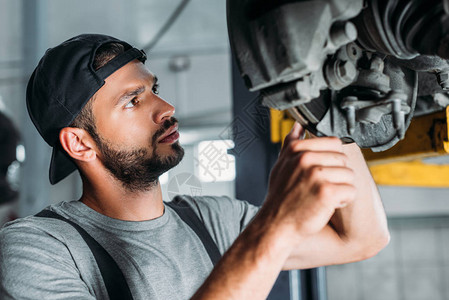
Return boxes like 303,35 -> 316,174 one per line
283,122 -> 305,146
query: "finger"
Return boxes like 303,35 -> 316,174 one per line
288,136 -> 343,153
295,151 -> 348,168
283,122 -> 305,147
290,122 -> 304,140
307,166 -> 355,184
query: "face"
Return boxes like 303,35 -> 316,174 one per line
89,60 -> 184,191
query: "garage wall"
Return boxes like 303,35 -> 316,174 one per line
327,216 -> 449,300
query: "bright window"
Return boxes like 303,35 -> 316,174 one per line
196,140 -> 235,182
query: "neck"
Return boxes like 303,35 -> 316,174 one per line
79,174 -> 165,221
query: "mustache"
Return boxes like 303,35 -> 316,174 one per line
152,117 -> 179,145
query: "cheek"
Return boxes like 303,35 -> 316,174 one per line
98,111 -> 155,146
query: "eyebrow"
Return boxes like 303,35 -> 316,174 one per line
115,75 -> 159,106
116,86 -> 145,106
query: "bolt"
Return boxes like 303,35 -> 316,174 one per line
434,93 -> 449,107
293,77 -> 314,102
370,57 -> 384,72
342,96 -> 358,135
330,21 -> 357,48
392,99 -> 405,139
338,61 -> 357,83
345,105 -> 356,135
346,43 -> 362,60
437,71 -> 449,90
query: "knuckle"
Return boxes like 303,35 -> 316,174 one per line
298,151 -> 313,166
338,152 -> 348,161
307,165 -> 323,179
332,153 -> 346,166
316,183 -> 333,199
287,142 -> 298,153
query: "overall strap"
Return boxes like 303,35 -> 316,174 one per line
166,200 -> 222,266
35,210 -> 134,300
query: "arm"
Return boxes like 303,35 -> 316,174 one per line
282,142 -> 389,270
192,123 -> 358,299
330,144 -> 389,256
192,207 -> 294,300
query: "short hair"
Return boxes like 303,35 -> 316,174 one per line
69,42 -> 125,135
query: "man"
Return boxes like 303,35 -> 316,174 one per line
0,34 -> 389,299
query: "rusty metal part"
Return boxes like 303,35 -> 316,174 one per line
228,0 -> 449,152
363,107 -> 449,164
227,0 -> 363,92
341,90 -> 409,138
325,59 -> 358,90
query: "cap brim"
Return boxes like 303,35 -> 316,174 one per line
49,146 -> 78,185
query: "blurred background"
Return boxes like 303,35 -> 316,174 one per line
1,1 -> 449,299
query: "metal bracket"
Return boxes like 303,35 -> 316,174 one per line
363,106 -> 449,164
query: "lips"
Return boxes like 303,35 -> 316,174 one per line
158,124 -> 179,143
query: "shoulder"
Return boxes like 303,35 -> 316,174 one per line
0,215 -> 98,299
1,203 -> 79,244
0,212 -> 78,262
0,215 -> 74,281
0,202 -> 92,269
1,214 -> 60,240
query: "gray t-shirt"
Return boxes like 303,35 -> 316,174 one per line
0,195 -> 259,300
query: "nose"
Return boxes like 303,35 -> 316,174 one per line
153,95 -> 175,124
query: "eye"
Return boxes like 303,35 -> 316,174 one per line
152,83 -> 160,95
124,97 -> 140,108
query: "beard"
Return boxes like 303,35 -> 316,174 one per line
93,117 -> 184,192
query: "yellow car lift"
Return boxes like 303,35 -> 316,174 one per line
270,106 -> 449,187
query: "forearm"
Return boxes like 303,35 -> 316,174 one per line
330,143 -> 389,254
192,207 -> 293,300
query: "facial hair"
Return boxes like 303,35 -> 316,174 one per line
93,118 -> 184,192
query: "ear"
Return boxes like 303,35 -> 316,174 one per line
59,127 -> 97,162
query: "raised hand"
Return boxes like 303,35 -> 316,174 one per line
264,122 -> 357,240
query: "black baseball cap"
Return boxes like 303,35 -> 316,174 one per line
26,34 -> 147,184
